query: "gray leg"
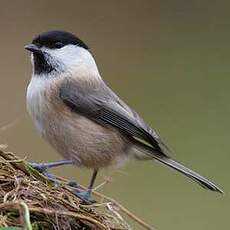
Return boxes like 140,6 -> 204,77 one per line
30,159 -> 74,172
72,170 -> 98,203
87,170 -> 98,192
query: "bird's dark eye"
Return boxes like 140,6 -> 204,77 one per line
54,42 -> 64,49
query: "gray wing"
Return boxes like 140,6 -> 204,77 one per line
59,79 -> 223,193
59,79 -> 169,155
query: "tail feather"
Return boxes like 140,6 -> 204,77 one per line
156,156 -> 223,193
135,143 -> 223,193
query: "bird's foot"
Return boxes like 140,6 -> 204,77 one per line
42,172 -> 60,187
71,189 -> 95,204
66,179 -> 79,187
70,170 -> 98,204
29,160 -> 75,186
29,162 -> 52,172
29,162 -> 59,186
29,162 -> 81,189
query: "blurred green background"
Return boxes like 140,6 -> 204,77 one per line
0,0 -> 229,229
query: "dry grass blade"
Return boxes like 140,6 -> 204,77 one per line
0,119 -> 18,132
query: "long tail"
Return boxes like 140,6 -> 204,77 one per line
135,143 -> 223,193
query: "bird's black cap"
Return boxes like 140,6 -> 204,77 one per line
31,30 -> 89,50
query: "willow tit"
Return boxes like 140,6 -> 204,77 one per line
25,30 -> 223,201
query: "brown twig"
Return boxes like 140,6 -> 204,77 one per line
93,191 -> 154,230
0,202 -> 108,230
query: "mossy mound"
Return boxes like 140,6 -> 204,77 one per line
0,149 -> 130,230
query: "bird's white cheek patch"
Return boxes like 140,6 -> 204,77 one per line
42,45 -> 102,81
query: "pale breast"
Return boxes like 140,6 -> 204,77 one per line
26,77 -> 130,169
27,77 -> 49,134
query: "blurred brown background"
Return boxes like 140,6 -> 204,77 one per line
0,0 -> 229,229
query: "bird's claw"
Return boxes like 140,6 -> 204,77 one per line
29,162 -> 50,172
71,189 -> 95,204
66,179 -> 79,187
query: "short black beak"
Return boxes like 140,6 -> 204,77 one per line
24,44 -> 41,54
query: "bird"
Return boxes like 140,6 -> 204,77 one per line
25,30 -> 223,201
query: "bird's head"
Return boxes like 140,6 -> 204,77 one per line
25,30 -> 98,78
